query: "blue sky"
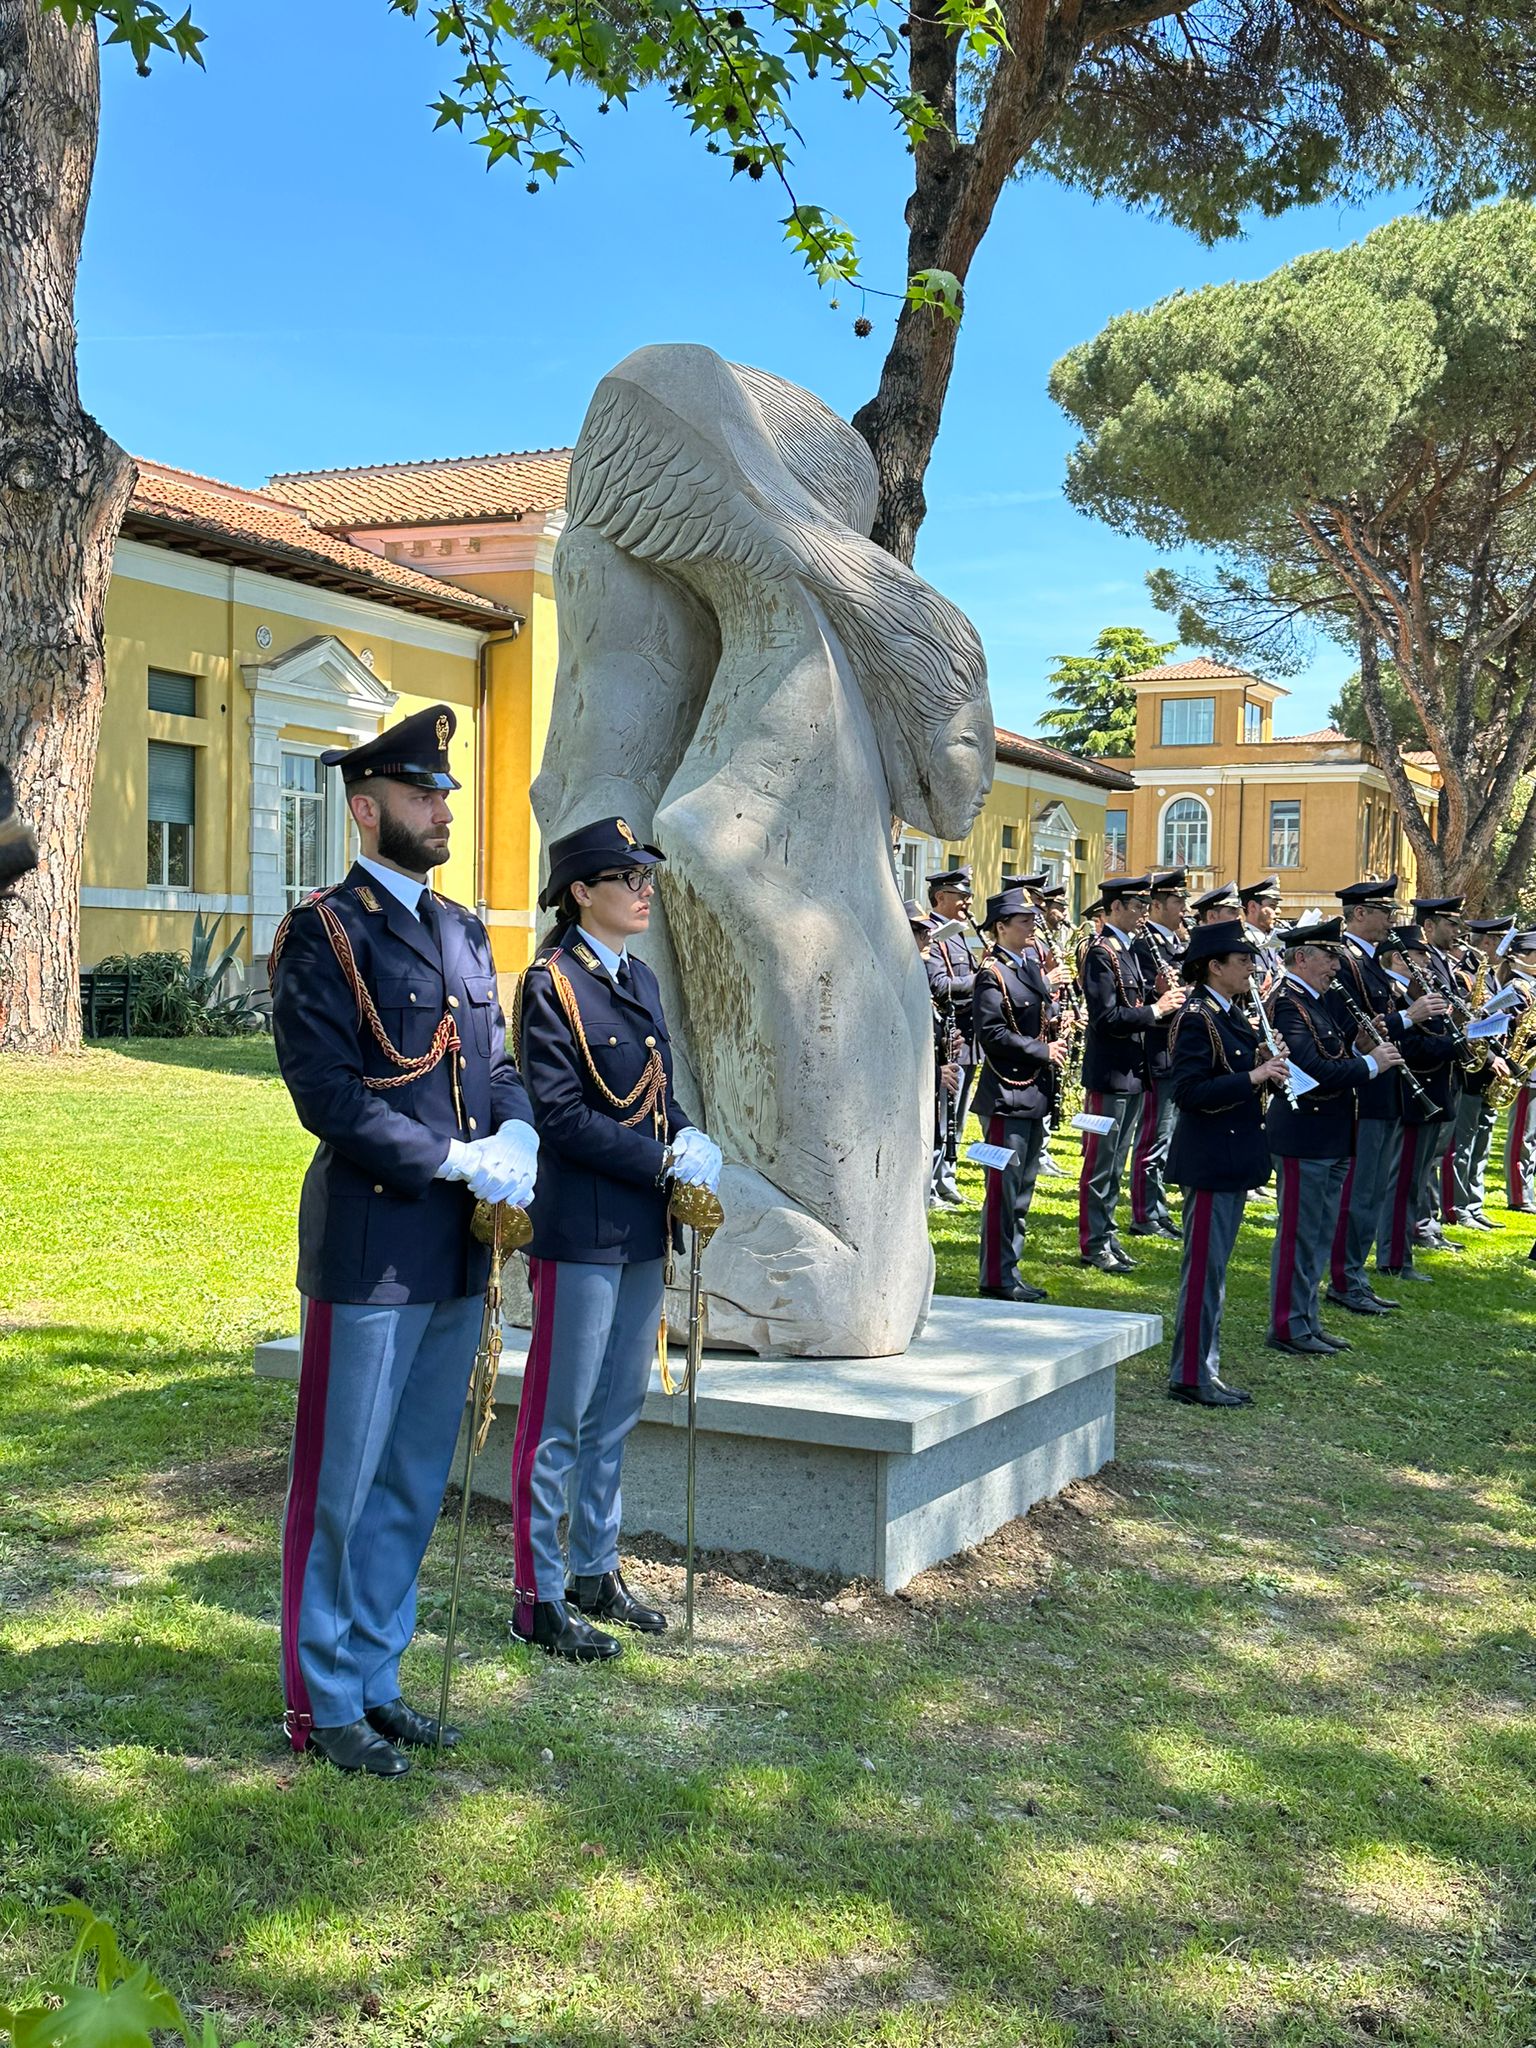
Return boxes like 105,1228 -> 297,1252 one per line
80,0 -> 1412,737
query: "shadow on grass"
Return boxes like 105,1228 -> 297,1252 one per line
103,1037 -> 280,1081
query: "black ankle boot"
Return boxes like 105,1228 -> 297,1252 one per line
568,1570 -> 667,1635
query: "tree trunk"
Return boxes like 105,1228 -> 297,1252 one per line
0,2 -> 135,1055
853,10 -> 1087,564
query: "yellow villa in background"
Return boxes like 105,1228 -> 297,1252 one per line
1105,659 -> 1442,911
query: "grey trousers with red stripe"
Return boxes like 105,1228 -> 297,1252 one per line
280,1293 -> 482,1747
1078,1091 -> 1139,1257
1168,1186 -> 1244,1389
1129,1080 -> 1177,1229
1330,1116 -> 1397,1299
1505,1088 -> 1536,1209
978,1113 -> 1046,1292
508,1256 -> 665,1633
1270,1156 -> 1348,1342
1376,1119 -> 1433,1271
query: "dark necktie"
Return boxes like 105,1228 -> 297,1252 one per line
417,890 -> 439,948
616,958 -> 632,993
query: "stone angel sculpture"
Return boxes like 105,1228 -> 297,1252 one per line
532,345 -> 993,1357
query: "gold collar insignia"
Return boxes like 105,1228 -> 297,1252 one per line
573,942 -> 601,973
356,885 -> 382,912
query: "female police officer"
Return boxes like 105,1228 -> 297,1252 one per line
508,818 -> 723,1660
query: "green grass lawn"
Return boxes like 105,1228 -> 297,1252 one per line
2,1042 -> 1533,2046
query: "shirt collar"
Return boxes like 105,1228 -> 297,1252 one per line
1208,988 -> 1233,1012
1284,971 -> 1319,998
580,927 -> 630,979
1347,932 -> 1376,957
1102,923 -> 1131,950
358,854 -> 431,920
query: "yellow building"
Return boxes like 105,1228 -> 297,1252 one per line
85,446 -> 1127,992
898,728 -> 1133,920
1108,659 -> 1441,911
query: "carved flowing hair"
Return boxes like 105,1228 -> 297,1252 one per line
564,346 -> 991,821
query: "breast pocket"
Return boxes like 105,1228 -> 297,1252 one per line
373,974 -> 442,1058
462,975 -> 498,1055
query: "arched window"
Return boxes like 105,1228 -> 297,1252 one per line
1161,796 -> 1210,869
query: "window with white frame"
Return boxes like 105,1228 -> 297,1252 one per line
1160,696 -> 1215,746
1161,795 -> 1210,869
147,741 -> 195,888
897,834 -> 932,906
1244,701 -> 1264,744
1269,798 -> 1301,868
1105,809 -> 1128,870
281,751 -> 330,908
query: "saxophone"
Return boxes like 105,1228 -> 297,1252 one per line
1486,981 -> 1536,1109
1459,955 -> 1491,1075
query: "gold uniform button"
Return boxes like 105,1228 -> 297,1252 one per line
373,1183 -> 383,1194
460,1055 -> 468,1069
467,1117 -> 478,1131
447,994 -> 460,1010
609,1035 -> 618,1045
645,1035 -> 656,1048
409,992 -> 417,1002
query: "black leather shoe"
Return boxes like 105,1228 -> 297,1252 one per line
366,1697 -> 459,1750
1168,1378 -> 1253,1408
306,1718 -> 410,1776
568,1571 -> 667,1635
1457,1211 -> 1497,1231
1265,1334 -> 1334,1356
1378,1266 -> 1433,1284
518,1599 -> 623,1661
1109,1245 -> 1139,1271
980,1283 -> 1048,1303
1326,1288 -> 1397,1316
1314,1331 -> 1353,1352
1080,1247 -> 1125,1273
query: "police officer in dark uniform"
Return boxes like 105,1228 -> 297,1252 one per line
270,704 -> 540,1776
1191,882 -> 1243,925
925,867 -> 978,1205
1375,926 -> 1465,1281
1129,869 -> 1186,1238
1265,919 -> 1403,1354
972,888 -> 1065,1302
508,819 -> 722,1662
1452,916 -> 1516,1225
1325,876 -> 1447,1314
1165,921 -> 1289,1407
1412,896 -> 1469,1247
1240,878 -> 1285,993
1078,875 -> 1185,1272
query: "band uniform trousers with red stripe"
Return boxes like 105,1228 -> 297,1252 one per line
1506,1084 -> 1536,1211
1448,1073 -> 1497,1221
1078,932 -> 1157,1259
1378,1025 -> 1459,1270
1164,992 -> 1270,1391
971,946 -> 1056,1294
1265,979 -> 1372,1343
269,867 -> 532,1746
507,930 -> 694,1634
1130,921 -> 1181,1232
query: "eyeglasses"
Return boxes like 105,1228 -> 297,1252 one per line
590,868 -> 655,894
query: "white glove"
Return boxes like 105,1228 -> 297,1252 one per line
671,1126 -> 722,1193
484,1118 -> 539,1207
435,1138 -> 476,1184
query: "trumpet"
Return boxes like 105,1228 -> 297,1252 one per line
1333,980 -> 1436,1115
1252,986 -> 1299,1110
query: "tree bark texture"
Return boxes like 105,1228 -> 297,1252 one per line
853,1 -> 1087,565
0,1 -> 135,1054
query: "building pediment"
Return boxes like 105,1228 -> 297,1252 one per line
242,634 -> 398,721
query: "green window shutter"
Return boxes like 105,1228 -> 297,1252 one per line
148,669 -> 197,716
147,741 -> 196,825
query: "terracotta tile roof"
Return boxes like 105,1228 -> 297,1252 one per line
994,726 -> 1137,790
123,461 -> 515,627
1127,658 -> 1259,683
267,448 -> 573,531
1275,726 -> 1350,744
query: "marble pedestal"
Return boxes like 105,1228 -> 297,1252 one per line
253,1297 -> 1159,1591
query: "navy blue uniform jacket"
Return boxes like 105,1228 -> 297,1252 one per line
1132,922 -> 1183,1080
1265,979 -> 1370,1160
972,949 -> 1056,1122
1326,939 -> 1434,1122
271,865 -> 532,1305
928,930 -> 976,1067
1081,932 -> 1156,1097
1167,992 -> 1271,1192
518,931 -> 693,1265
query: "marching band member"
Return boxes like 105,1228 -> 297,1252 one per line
1326,877 -> 1446,1316
1374,926 -> 1463,1283
1448,916 -> 1514,1229
1128,868 -> 1187,1239
1165,921 -> 1290,1407
1412,897 -> 1469,1252
270,705 -> 540,1775
1191,882 -> 1243,925
914,900 -> 962,1189
925,866 -> 979,1206
973,889 -> 1066,1302
1078,875 -> 1185,1274
1239,878 -> 1285,993
1500,933 -> 1536,1213
1265,919 -> 1402,1355
509,817 -> 722,1662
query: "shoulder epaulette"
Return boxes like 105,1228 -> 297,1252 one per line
269,883 -> 344,970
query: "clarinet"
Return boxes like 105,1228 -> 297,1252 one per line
1253,984 -> 1300,1110
1333,978 -> 1435,1114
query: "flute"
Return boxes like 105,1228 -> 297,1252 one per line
1333,978 -> 1435,1114
1252,981 -> 1299,1110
